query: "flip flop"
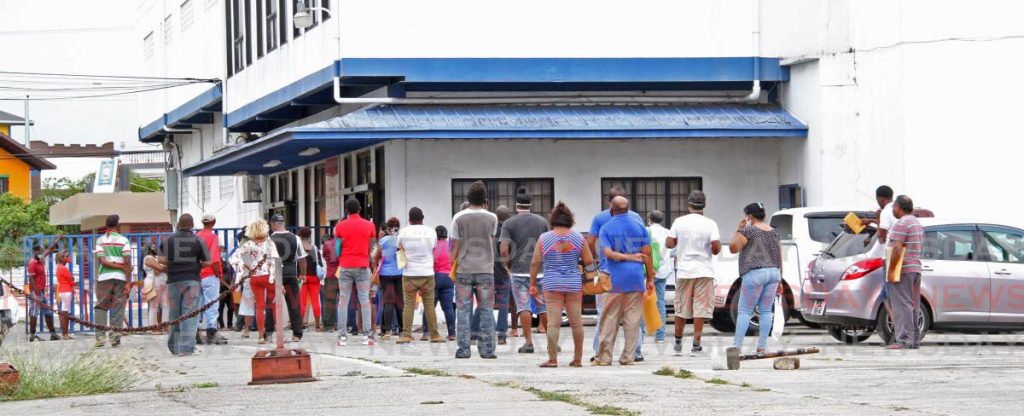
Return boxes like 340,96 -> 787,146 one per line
539,361 -> 558,368
569,361 -> 582,367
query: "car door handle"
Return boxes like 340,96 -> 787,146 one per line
994,270 -> 1012,276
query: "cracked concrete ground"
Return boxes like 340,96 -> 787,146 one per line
1,324 -> 1022,415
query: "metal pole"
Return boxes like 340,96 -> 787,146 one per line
23,95 -> 30,147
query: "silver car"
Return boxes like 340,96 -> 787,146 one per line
801,218 -> 1024,344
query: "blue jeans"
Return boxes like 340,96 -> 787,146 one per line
734,267 -> 781,350
200,277 -> 220,330
456,273 -> 495,355
654,278 -> 667,341
424,273 -> 456,336
338,268 -> 372,338
472,275 -> 510,338
167,280 -> 201,355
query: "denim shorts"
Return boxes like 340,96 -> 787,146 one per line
511,274 -> 546,314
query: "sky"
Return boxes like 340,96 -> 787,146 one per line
0,0 -> 159,181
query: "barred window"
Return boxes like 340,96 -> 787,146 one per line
451,178 -> 554,217
600,177 -> 703,226
163,14 -> 174,45
180,0 -> 194,31
201,177 -> 212,206
220,175 -> 234,200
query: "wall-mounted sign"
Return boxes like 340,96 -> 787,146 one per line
325,156 -> 340,220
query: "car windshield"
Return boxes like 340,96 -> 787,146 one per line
823,227 -> 878,258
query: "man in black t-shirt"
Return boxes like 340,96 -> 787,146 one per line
160,214 -> 211,356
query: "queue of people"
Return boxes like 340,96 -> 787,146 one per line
20,179 -> 924,362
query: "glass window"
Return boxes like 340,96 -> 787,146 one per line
982,230 -> 1024,264
201,177 -> 212,205
255,0 -> 264,58
163,15 -> 174,45
824,228 -> 877,258
219,176 -> 234,200
265,0 -> 278,53
0,176 -> 9,195
771,214 -> 794,240
923,230 -> 976,261
451,178 -> 554,217
142,31 -> 154,61
807,217 -> 846,244
230,0 -> 246,72
180,0 -> 194,31
600,177 -> 702,225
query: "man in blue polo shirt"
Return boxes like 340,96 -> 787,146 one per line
594,196 -> 654,366
588,186 -> 645,361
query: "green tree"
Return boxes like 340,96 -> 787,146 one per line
0,194 -> 57,280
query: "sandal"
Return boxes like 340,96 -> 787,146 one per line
258,337 -> 267,345
569,360 -> 582,367
540,361 -> 558,368
241,331 -> 250,339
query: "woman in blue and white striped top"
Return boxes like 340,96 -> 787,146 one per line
529,201 -> 595,368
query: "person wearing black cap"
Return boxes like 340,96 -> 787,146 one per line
500,187 -> 549,353
666,190 -> 721,354
269,214 -> 307,342
93,214 -> 133,348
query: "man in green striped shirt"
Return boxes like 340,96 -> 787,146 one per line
93,215 -> 133,348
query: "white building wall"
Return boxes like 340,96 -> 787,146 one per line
386,138 -> 786,238
225,0 -> 761,113
765,0 -> 1024,227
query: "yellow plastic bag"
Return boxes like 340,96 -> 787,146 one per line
643,290 -> 663,336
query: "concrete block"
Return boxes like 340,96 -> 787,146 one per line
773,357 -> 800,370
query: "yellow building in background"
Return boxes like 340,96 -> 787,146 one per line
0,111 -> 54,200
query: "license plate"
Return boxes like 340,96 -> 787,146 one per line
811,300 -> 826,316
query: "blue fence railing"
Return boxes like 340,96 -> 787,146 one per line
20,225 -> 332,333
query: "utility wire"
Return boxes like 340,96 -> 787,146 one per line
0,70 -> 219,83
856,34 -> 1024,53
0,81 -> 206,101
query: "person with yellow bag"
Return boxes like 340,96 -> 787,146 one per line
593,196 -> 655,366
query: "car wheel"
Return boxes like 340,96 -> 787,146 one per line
828,326 -> 874,344
729,288 -> 790,336
876,301 -> 930,345
709,311 -> 735,333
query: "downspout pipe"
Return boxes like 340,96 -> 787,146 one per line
745,0 -> 762,103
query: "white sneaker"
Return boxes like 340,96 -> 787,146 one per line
337,336 -> 347,346
362,335 -> 375,346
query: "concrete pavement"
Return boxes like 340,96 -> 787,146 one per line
2,324 -> 1023,415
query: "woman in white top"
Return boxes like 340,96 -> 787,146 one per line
229,219 -> 281,344
143,243 -> 169,335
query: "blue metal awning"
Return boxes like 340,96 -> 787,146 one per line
184,104 -> 806,177
224,57 -> 791,133
139,85 -> 223,143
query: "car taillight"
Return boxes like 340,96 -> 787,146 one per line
841,258 -> 884,280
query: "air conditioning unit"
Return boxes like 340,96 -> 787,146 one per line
242,175 -> 263,203
165,169 -> 180,210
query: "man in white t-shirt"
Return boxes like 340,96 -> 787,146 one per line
396,207 -> 444,344
665,191 -> 721,354
865,185 -> 896,317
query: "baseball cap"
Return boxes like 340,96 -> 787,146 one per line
270,214 -> 285,223
201,213 -> 216,223
687,190 -> 707,209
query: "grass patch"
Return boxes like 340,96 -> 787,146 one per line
740,382 -> 752,388
705,377 -> 730,385
194,382 -> 219,389
405,367 -> 451,377
0,348 -> 141,401
653,366 -> 676,376
754,388 -> 772,392
524,386 -> 638,416
674,369 -> 698,380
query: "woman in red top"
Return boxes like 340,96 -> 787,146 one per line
55,252 -> 76,339
428,226 -> 456,341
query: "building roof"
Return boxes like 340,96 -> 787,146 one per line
0,109 -> 27,124
183,103 -> 806,176
0,132 -> 56,170
49,192 -> 169,230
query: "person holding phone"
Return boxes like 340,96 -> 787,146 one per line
728,203 -> 783,353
